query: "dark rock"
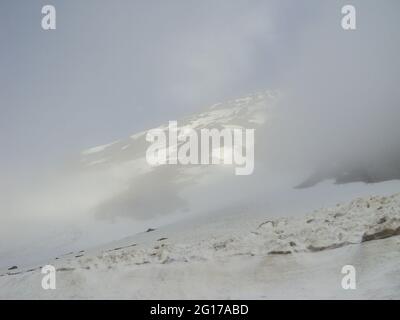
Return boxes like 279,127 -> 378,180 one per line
307,241 -> 353,252
295,160 -> 400,189
362,227 -> 400,242
258,220 -> 274,229
377,217 -> 387,224
269,250 -> 291,255
56,267 -> 75,272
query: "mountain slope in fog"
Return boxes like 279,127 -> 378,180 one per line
296,157 -> 400,189
77,90 -> 279,221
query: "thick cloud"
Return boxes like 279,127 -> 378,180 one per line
263,0 -> 400,185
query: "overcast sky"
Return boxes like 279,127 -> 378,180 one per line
0,0 -> 307,175
0,0 -> 399,177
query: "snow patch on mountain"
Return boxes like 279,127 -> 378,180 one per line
82,140 -> 120,156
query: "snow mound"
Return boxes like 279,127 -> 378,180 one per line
1,192 -> 399,299
249,193 -> 400,255
63,193 -> 400,268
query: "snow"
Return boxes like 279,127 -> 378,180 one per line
1,90 -> 398,299
86,158 -> 108,166
248,116 -> 265,124
0,192 -> 399,299
130,132 -> 145,140
121,144 -> 130,150
81,141 -> 119,155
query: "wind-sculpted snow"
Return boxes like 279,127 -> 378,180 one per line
93,193 -> 400,265
23,193 -> 400,268
250,193 -> 400,254
1,192 -> 399,299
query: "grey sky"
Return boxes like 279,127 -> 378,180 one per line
0,0 -> 399,178
0,0 -> 296,174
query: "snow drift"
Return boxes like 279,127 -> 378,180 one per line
1,192 -> 399,299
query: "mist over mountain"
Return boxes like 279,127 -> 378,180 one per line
0,1 -> 399,275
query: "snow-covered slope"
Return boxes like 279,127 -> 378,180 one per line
0,90 -> 399,299
1,193 -> 399,299
0,90 -> 279,269
79,90 -> 277,168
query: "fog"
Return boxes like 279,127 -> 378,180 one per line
261,1 -> 400,182
0,0 -> 399,267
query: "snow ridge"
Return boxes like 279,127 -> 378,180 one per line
66,193 -> 400,268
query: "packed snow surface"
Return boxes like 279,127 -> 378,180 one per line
1,192 -> 399,299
